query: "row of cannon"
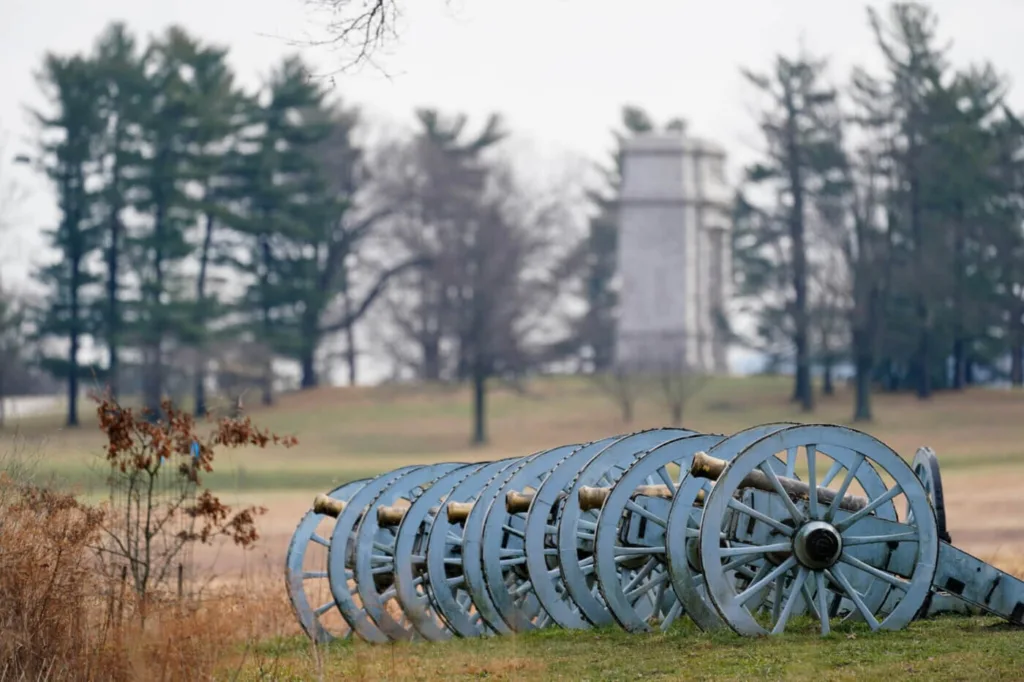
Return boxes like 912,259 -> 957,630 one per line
285,422 -> 1024,642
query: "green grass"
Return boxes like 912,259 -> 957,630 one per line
9,374 -> 1024,496
232,616 -> 1024,681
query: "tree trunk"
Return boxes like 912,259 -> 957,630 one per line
193,369 -> 206,418
914,328 -> 932,399
852,329 -> 872,422
104,121 -> 127,400
0,372 -> 6,430
1011,341 -> 1023,388
259,236 -> 274,407
908,123 -> 931,401
300,348 -> 317,389
823,357 -> 834,396
621,398 -> 633,424
952,337 -> 966,390
346,341 -> 357,386
342,287 -> 357,386
106,236 -> 120,399
143,345 -> 163,420
471,367 -> 487,446
670,401 -> 683,426
68,273 -> 81,428
1011,299 -> 1024,387
193,211 -> 215,417
422,338 -> 441,381
783,78 -> 813,413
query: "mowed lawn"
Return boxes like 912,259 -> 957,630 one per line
237,616 -> 1024,681
6,374 -> 1024,494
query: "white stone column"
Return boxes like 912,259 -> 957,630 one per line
616,130 -> 732,375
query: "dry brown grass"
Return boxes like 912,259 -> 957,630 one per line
0,473 -> 298,681
0,396 -> 301,682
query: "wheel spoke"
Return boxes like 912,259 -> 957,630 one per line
734,556 -> 798,607
624,500 -> 668,527
843,531 -> 919,546
614,545 -> 666,559
839,551 -> 907,591
835,483 -> 904,532
719,542 -> 791,559
815,572 -> 830,636
824,453 -> 864,523
785,447 -> 797,477
827,565 -> 880,630
759,461 -> 805,524
806,445 -> 819,520
655,466 -> 676,495
728,498 -> 795,537
820,459 -> 844,488
771,566 -> 808,634
622,557 -> 659,593
626,571 -> 668,604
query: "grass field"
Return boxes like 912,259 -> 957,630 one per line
4,375 -> 1024,679
240,617 -> 1024,681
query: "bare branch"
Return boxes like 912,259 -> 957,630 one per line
300,0 -> 401,73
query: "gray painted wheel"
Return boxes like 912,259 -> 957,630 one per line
556,429 -> 695,627
285,478 -> 369,643
392,463 -> 492,641
479,444 -> 584,632
354,462 -> 469,641
463,446 -> 579,634
593,433 -> 725,633
910,447 -> 951,544
520,435 -> 621,629
425,458 -> 522,638
326,465 -> 422,643
699,425 -> 939,636
665,423 -> 798,631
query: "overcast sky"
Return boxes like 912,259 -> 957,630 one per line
2,0 -> 1023,379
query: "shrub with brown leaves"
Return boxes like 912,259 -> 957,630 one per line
93,393 -> 297,601
0,394 -> 301,681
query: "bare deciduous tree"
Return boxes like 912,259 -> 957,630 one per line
0,128 -> 29,429
592,368 -> 640,424
653,357 -> 709,427
371,111 -> 575,444
0,284 -> 27,430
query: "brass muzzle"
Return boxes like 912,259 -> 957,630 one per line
313,493 -> 346,518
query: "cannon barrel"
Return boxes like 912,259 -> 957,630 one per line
376,498 -> 413,526
313,493 -> 346,518
503,486 -> 538,513
689,451 -> 869,513
576,484 -> 705,511
446,501 -> 475,522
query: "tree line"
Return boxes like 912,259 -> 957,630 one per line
0,22 -> 598,441
733,2 -> 1024,420
2,3 -> 1022,439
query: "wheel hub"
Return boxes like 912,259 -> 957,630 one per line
792,521 -> 843,570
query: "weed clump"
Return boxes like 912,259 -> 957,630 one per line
0,393 -> 299,681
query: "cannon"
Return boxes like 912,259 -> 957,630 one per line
284,422 -> 1022,644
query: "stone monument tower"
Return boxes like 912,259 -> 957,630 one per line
614,129 -> 732,374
